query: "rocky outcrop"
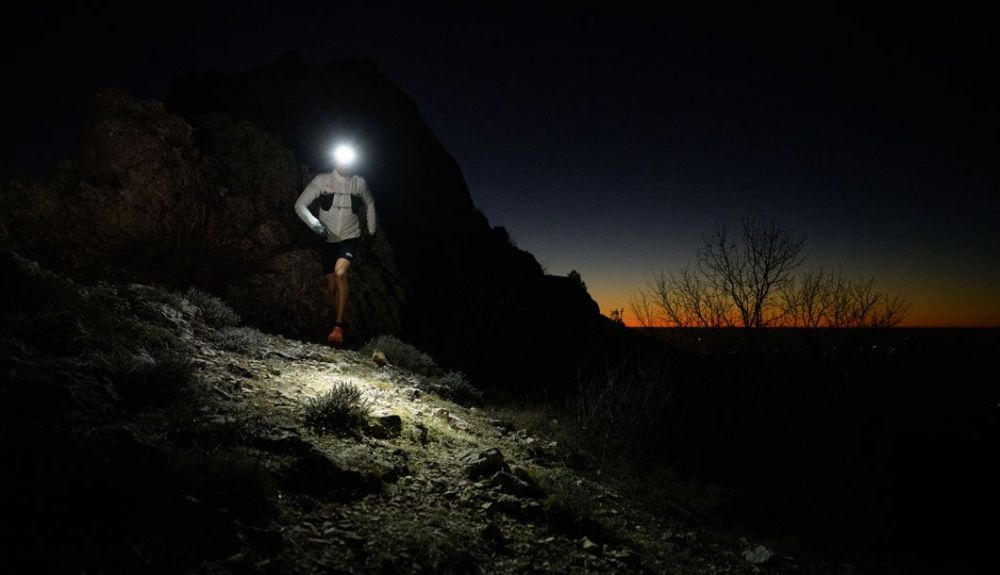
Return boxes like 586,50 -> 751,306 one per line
2,52 -> 604,391
0,88 -> 404,343
164,53 -> 604,390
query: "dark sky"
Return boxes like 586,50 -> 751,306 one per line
4,2 -> 997,325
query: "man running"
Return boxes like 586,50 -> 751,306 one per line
294,144 -> 376,346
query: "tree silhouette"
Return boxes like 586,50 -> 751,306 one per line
609,307 -> 625,324
632,217 -> 909,328
698,217 -> 807,328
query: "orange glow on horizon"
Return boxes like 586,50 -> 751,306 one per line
615,316 -> 999,328
593,289 -> 1000,329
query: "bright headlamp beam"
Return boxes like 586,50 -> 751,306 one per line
333,144 -> 357,166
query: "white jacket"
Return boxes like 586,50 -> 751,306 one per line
295,170 -> 376,242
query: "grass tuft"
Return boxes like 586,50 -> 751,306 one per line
183,287 -> 242,328
215,326 -> 271,357
303,382 -> 371,435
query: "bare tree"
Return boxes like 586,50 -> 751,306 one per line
632,216 -> 909,330
781,268 -> 834,327
779,272 -> 911,328
697,217 -> 806,328
827,276 -> 910,328
628,290 -> 660,328
868,291 -> 910,328
631,265 -> 735,328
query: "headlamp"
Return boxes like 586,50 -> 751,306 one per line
332,144 -> 357,166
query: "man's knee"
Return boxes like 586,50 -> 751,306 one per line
334,258 -> 351,278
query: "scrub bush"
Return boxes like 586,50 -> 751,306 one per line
215,326 -> 271,357
431,371 -> 483,406
184,287 -> 242,328
304,382 -> 370,435
360,334 -> 439,376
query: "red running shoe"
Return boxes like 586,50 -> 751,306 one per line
327,325 -> 344,346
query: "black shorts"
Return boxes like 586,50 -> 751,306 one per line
321,238 -> 360,274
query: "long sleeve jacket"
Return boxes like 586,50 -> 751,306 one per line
294,170 -> 376,242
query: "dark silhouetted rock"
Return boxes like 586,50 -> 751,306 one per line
2,52 -> 606,392
0,87 -> 404,343
490,469 -> 542,498
461,446 -> 508,479
366,411 -> 403,439
163,52 -> 603,390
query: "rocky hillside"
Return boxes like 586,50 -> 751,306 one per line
0,53 -> 604,393
2,251 -> 838,575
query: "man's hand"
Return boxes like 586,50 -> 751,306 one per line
311,222 -> 328,239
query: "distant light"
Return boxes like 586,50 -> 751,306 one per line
332,144 -> 357,166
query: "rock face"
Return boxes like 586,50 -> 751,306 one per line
165,53 -> 604,390
2,52 -> 604,391
1,87 -> 404,343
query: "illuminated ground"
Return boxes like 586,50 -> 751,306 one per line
1,250 -> 895,574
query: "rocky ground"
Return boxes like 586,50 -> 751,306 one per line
2,251 -> 874,574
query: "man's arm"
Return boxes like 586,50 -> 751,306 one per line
359,178 -> 376,235
294,176 -> 326,234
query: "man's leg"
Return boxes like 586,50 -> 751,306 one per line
325,272 -> 339,311
333,257 -> 351,324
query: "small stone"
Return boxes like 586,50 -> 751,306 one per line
490,470 -> 540,498
372,350 -> 388,366
367,411 -> 402,439
226,363 -> 254,378
460,447 -> 507,479
606,547 -> 638,565
743,544 -> 773,565
431,407 -> 450,421
366,456 -> 408,482
410,422 -> 428,445
492,494 -> 522,516
509,465 -> 541,490
447,413 -> 471,431
581,536 -> 602,555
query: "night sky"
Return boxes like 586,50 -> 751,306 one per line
4,2 -> 997,326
